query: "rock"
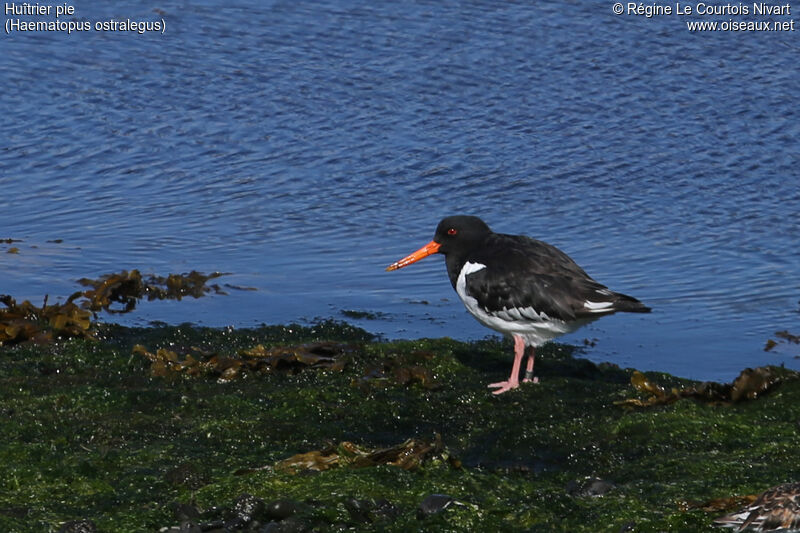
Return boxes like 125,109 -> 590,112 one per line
232,493 -> 266,520
264,499 -> 303,521
57,519 -> 97,533
259,516 -> 309,533
417,494 -> 455,519
372,498 -> 400,521
225,493 -> 266,528
343,497 -> 373,524
566,477 -> 616,498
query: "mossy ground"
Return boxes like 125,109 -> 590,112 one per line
1,321 -> 799,532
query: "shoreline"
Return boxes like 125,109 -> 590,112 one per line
1,321 -> 799,532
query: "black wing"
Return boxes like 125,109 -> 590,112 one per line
462,234 -> 649,322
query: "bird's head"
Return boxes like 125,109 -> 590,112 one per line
386,215 -> 491,271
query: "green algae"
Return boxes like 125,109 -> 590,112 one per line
1,322 -> 799,532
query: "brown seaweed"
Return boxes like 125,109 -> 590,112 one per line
0,294 -> 93,345
79,269 -> 226,313
134,341 -> 355,380
678,494 -> 758,512
616,366 -> 798,408
775,330 -> 800,344
354,351 -> 440,391
273,434 -> 445,474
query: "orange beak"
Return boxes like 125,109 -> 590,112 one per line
385,240 -> 441,271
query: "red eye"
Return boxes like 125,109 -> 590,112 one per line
447,228 -> 457,235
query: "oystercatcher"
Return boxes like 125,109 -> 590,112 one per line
386,215 -> 650,394
713,482 -> 800,532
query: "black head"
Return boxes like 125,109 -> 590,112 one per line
432,215 -> 492,255
385,215 -> 493,271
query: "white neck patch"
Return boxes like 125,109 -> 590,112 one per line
455,261 -> 486,313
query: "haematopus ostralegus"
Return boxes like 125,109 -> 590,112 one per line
713,482 -> 800,532
386,215 -> 650,394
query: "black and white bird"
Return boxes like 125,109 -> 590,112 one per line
713,482 -> 800,532
386,215 -> 650,394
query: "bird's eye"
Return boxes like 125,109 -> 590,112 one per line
447,228 -> 457,235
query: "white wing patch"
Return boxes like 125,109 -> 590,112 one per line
583,300 -> 615,313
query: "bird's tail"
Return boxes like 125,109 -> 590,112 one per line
612,292 -> 651,313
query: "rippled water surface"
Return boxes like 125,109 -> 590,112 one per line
3,1 -> 799,381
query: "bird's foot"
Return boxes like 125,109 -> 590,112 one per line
488,380 -> 519,395
522,370 -> 539,384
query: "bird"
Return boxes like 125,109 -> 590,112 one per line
713,482 -> 800,532
386,215 -> 650,394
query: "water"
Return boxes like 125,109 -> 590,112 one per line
2,1 -> 798,382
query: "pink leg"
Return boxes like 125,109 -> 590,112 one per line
488,335 -> 525,394
522,347 -> 539,384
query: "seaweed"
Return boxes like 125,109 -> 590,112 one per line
615,366 -> 798,407
2,325 -> 800,532
354,350 -> 440,390
133,341 -> 356,380
273,434 -> 446,474
0,294 -> 93,345
764,330 -> 800,353
78,269 -> 227,313
0,270 -> 228,345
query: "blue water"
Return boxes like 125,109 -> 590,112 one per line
2,1 -> 798,381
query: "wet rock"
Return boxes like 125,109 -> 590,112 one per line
417,494 -> 455,519
584,479 -> 615,497
161,496 -> 273,532
264,499 -> 303,521
226,493 -> 266,528
180,522 -> 202,533
372,498 -> 401,521
259,516 -> 309,533
197,525 -> 226,533
158,520 -> 211,533
566,477 -> 616,498
57,519 -> 97,533
344,497 -> 373,524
